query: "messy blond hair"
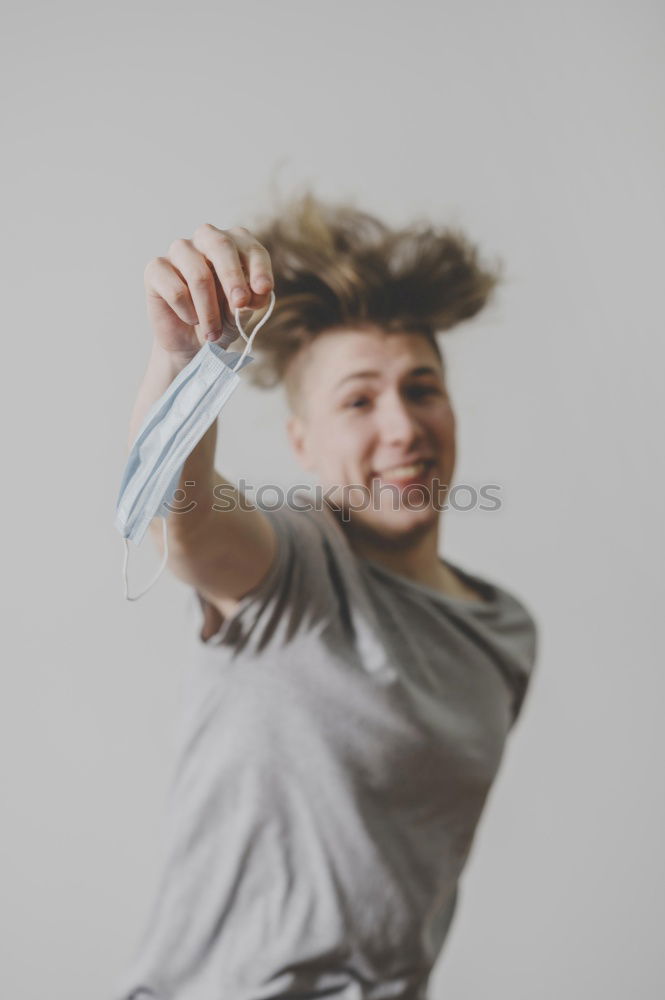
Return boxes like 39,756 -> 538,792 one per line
247,188 -> 503,406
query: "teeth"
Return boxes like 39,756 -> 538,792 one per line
381,461 -> 427,478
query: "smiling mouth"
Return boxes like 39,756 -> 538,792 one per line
373,459 -> 434,483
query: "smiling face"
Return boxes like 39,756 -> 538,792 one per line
286,325 -> 457,544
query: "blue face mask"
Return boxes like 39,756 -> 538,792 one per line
115,290 -> 276,601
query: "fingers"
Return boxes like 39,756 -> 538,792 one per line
192,223 -> 274,319
143,257 -> 200,327
225,225 -> 274,302
167,237 -> 224,341
148,224 -> 275,347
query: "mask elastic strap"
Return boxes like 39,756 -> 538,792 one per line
122,516 -> 169,601
231,289 -> 276,372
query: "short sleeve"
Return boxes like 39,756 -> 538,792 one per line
505,600 -> 539,727
187,504 -> 348,655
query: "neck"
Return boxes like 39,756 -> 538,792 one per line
342,515 -> 447,591
323,503 -> 487,604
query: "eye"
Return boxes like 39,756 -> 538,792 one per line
345,396 -> 371,410
406,385 -> 440,400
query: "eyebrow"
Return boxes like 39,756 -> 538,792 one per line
333,365 -> 442,391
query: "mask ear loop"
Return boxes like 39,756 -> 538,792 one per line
231,289 -> 276,372
122,516 -> 169,601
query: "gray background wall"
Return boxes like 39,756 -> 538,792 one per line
1,1 -> 663,997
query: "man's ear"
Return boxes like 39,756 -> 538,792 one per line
287,414 -> 314,471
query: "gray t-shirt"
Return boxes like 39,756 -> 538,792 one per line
112,493 -> 538,1000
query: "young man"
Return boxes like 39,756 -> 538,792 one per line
114,193 -> 538,1000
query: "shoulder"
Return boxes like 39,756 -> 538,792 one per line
191,490 -> 356,647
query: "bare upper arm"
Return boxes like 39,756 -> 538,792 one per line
148,475 -> 279,619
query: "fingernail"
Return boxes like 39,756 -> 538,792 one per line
231,287 -> 246,305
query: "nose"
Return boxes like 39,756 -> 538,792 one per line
378,392 -> 423,448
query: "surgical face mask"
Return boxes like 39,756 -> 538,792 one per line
115,290 -> 275,601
